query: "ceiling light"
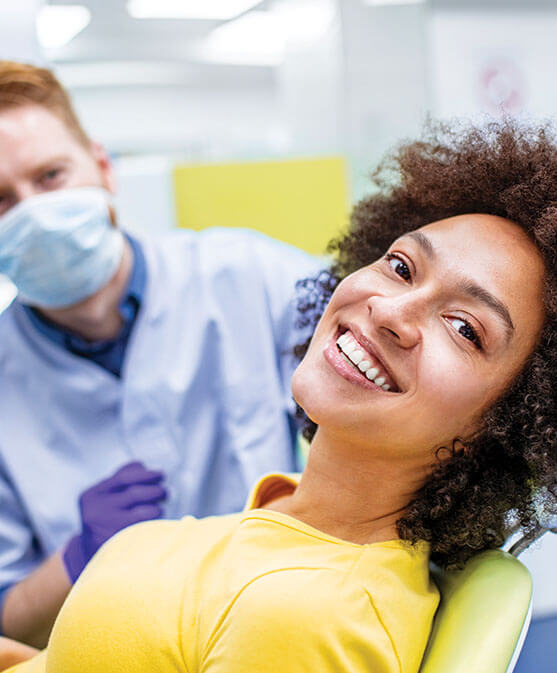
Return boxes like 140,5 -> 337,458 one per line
196,4 -> 338,67
127,0 -> 262,20
36,5 -> 91,49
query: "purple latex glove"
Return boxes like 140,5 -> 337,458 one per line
63,461 -> 166,582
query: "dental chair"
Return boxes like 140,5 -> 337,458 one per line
418,550 -> 532,673
418,526 -> 556,673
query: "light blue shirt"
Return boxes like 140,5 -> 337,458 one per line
0,228 -> 322,620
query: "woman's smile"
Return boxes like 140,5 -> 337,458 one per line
323,328 -> 400,392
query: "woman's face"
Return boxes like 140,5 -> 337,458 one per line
292,214 -> 546,462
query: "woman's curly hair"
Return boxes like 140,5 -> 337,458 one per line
295,119 -> 557,569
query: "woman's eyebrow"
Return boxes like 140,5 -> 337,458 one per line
458,280 -> 515,339
407,231 -> 435,259
406,230 -> 515,340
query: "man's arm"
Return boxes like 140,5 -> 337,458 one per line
249,234 -> 324,357
0,461 -> 167,648
1,553 -> 70,649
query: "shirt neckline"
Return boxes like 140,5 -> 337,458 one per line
243,472 -> 429,554
242,507 -> 428,554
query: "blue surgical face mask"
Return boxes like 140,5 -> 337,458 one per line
0,186 -> 124,308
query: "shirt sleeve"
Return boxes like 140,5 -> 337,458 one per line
248,233 -> 325,361
0,463 -> 43,632
251,236 -> 326,467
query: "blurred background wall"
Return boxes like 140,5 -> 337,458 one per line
4,0 -> 557,240
3,0 -> 556,234
0,2 -> 556,667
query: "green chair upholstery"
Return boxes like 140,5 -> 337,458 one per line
419,550 -> 532,673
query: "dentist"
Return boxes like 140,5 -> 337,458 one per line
0,61 -> 319,647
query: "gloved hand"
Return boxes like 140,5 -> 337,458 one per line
62,461 -> 167,582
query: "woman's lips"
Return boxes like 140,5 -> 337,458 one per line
323,330 -> 399,392
336,329 -> 399,392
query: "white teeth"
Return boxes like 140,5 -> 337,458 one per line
337,332 -> 394,391
358,360 -> 371,372
339,352 -> 353,367
365,367 -> 379,381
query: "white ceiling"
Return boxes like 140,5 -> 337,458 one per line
45,0 -> 552,66
45,0 -> 274,63
44,0 -> 552,92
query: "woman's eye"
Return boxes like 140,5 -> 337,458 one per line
387,254 -> 411,281
448,317 -> 482,349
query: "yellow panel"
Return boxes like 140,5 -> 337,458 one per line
172,156 -> 350,255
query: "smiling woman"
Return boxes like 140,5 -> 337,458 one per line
294,119 -> 557,569
3,120 -> 556,673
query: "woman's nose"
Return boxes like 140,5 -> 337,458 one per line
367,292 -> 423,349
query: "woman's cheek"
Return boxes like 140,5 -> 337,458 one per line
423,362 -> 491,443
420,350 -> 478,412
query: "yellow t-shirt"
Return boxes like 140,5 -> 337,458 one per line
9,474 -> 439,673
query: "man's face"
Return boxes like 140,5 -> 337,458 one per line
0,104 -> 114,217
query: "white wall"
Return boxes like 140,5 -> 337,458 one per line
429,8 -> 557,119
275,0 -> 345,156
113,155 -> 177,236
68,80 -> 282,160
520,532 -> 557,618
0,0 -> 43,63
341,1 -> 429,199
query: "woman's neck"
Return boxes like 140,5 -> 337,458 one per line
267,428 -> 432,545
